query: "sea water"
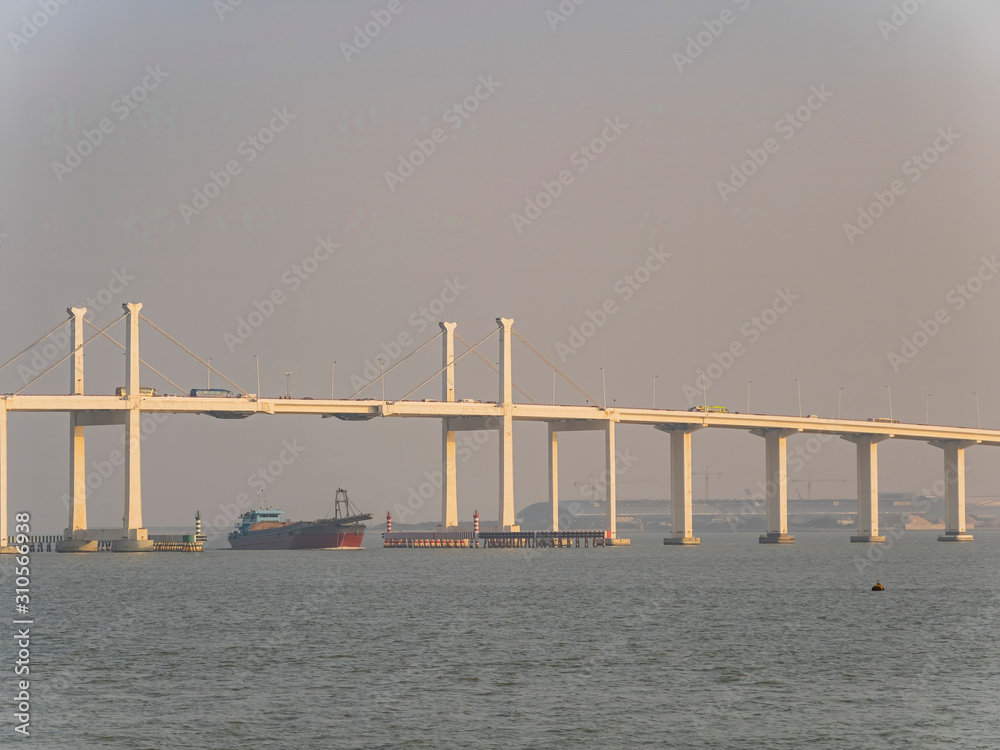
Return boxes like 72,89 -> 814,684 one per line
4,530 -> 999,749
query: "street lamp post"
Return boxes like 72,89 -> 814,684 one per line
974,392 -> 981,429
652,374 -> 657,409
378,358 -> 386,402
285,371 -> 291,399
926,393 -> 931,424
601,368 -> 607,409
208,357 -> 212,389
885,384 -> 893,421
838,387 -> 843,419
795,378 -> 801,417
698,370 -> 707,412
332,361 -> 336,399
746,379 -> 751,414
254,355 -> 260,399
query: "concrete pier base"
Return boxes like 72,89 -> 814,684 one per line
111,539 -> 155,552
850,535 -> 887,543
663,536 -> 700,545
0,546 -> 18,554
937,532 -> 974,542
56,539 -> 100,553
759,532 -> 795,544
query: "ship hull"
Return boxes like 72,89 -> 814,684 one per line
228,521 -> 367,550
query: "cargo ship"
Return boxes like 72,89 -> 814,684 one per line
228,488 -> 373,550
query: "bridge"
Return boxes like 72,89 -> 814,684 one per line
1,302 -> 994,550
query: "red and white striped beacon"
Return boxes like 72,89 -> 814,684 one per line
473,510 -> 479,536
386,511 -> 392,534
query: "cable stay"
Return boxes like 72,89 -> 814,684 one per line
139,314 -> 248,396
454,332 -> 537,404
14,314 -> 127,395
398,327 -> 498,402
511,328 -> 603,408
348,330 -> 443,399
0,318 -> 71,377
83,319 -> 187,396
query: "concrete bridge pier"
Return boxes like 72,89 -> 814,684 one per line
58,307 -> 96,552
605,417 -> 617,539
548,423 -> 558,532
843,434 -> 888,542
753,428 -> 796,543
497,318 -> 517,531
0,400 -> 12,553
658,426 -> 700,544
116,302 -> 152,552
931,439 -> 976,542
439,322 -> 458,529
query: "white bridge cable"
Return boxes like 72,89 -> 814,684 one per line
0,318 -> 71,376
83,319 -> 187,396
348,330 -> 444,399
138,314 -> 249,396
398,327 -> 499,403
511,329 -> 603,408
14,313 -> 127,395
454,332 -> 538,405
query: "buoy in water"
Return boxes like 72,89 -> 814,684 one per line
872,580 -> 884,591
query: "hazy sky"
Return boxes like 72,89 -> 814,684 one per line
3,1 -> 999,534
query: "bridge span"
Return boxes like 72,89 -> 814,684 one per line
0,303 -> 993,550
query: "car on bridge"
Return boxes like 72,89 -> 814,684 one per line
868,417 -> 900,423
689,405 -> 729,413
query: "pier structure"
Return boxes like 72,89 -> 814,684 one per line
0,302 -> 997,551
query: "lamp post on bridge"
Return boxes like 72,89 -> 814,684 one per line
746,379 -> 751,414
885,384 -> 893,421
601,367 -> 606,409
838,386 -> 843,419
697,370 -> 707,412
208,357 -> 212,389
974,392 -> 980,429
378,358 -> 386,402
254,355 -> 260,399
652,374 -> 657,410
926,393 -> 931,424
795,378 -> 801,417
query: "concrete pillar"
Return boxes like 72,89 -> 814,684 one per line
842,435 -> 887,542
664,428 -> 699,544
931,440 -> 975,541
0,401 -> 10,552
440,322 -> 457,528
121,303 -> 150,549
67,307 -> 87,539
496,317 -> 516,531
605,418 -> 617,539
548,423 -> 558,531
755,429 -> 796,543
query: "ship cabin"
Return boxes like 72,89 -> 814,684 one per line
233,508 -> 285,535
